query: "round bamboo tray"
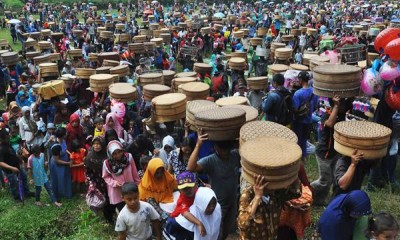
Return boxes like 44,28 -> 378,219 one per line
247,76 -> 268,90
178,22 -> 187,29
37,80 -> 65,100
150,23 -> 159,30
309,59 -> 329,71
216,96 -> 248,106
38,41 -> 52,50
163,70 -> 176,87
300,27 -> 308,33
98,52 -> 119,66
0,39 -> 9,48
282,35 -> 294,42
97,27 -> 106,33
233,31 -> 244,39
275,48 -> 293,60
289,64 -> 309,71
153,30 -> 161,38
214,24 -> 223,31
175,72 -> 197,78
39,63 -> 59,77
68,49 -> 82,58
150,38 -> 163,47
160,28 -> 170,34
72,30 -> 83,38
88,53 -> 98,62
100,31 -> 113,39
26,51 -> 41,60
172,77 -> 197,92
109,83 -> 137,103
302,52 -> 319,66
33,54 -> 50,65
194,63 -> 212,75
186,100 -> 219,131
180,82 -> 210,101
25,38 -> 37,49
1,52 -> 19,66
96,66 -> 112,74
110,65 -> 129,78
291,29 -> 301,36
41,29 -> 51,37
129,43 -> 145,54
144,42 -> 156,52
312,64 -> 362,98
75,68 -> 96,79
268,64 -> 289,75
152,93 -> 187,123
201,27 -> 211,34
139,73 -> 163,86
95,20 -> 104,26
334,121 -> 392,160
250,38 -> 263,46
116,24 -> 125,30
257,28 -> 268,36
271,42 -> 286,53
160,33 -> 171,43
310,55 -> 330,63
240,137 -> 301,189
59,74 -> 76,88
115,34 -> 130,43
143,84 -> 171,101
231,52 -> 248,61
223,105 -> 258,122
228,57 -> 246,70
194,107 -> 246,141
307,28 -> 317,35
49,53 -> 61,62
140,29 -> 153,38
90,74 -> 114,92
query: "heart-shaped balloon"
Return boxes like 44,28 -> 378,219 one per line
361,68 -> 383,96
380,60 -> 400,81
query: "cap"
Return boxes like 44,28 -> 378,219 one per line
47,123 -> 56,129
177,171 -> 196,189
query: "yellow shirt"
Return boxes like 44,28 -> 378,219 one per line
93,128 -> 104,137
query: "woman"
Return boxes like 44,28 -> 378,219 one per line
168,136 -> 195,177
102,140 -> 140,218
65,113 -> 84,152
53,103 -> 69,127
318,190 -> 372,240
157,135 -> 176,168
15,90 -> 32,108
84,137 -> 113,223
104,112 -> 131,144
175,187 -> 222,240
19,106 -> 37,150
2,101 -> 21,125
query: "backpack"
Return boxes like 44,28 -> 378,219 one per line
274,90 -> 293,126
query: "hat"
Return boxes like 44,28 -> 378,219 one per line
47,123 -> 56,129
65,60 -> 71,65
177,171 -> 196,189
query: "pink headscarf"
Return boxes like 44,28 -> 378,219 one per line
104,112 -> 124,138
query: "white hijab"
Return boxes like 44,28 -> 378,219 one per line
176,187 -> 222,240
158,135 -> 175,167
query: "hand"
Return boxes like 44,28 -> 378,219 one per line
196,128 -> 208,146
116,182 -> 123,187
184,120 -> 191,130
253,175 -> 268,198
30,179 -> 34,185
332,95 -> 340,106
197,223 -> 207,237
153,148 -> 160,155
11,167 -> 20,173
351,149 -> 364,166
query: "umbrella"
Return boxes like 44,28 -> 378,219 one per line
152,0 -> 158,3
8,19 -> 21,24
144,9 -> 153,14
213,12 -> 225,18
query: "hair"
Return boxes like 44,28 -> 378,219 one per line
121,182 -> 139,196
54,127 -> 67,138
51,144 -> 61,156
179,137 -> 196,163
298,71 -> 310,82
273,73 -> 285,86
134,134 -> 147,149
94,117 -> 104,125
139,155 -> 152,167
31,144 -> 41,154
105,129 -> 119,143
214,140 -> 235,150
368,212 -> 399,237
71,139 -> 81,152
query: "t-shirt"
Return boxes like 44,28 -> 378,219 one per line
27,153 -> 48,186
315,114 -> 338,159
115,202 -> 160,240
292,87 -> 319,124
0,144 -> 20,174
170,189 -> 197,218
198,150 -> 240,207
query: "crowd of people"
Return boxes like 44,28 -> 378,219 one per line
0,0 -> 400,239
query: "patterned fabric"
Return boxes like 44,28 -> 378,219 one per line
169,151 -> 187,177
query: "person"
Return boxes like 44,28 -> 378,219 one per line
187,129 -> 240,239
126,134 -> 157,169
175,187 -> 222,240
80,109 -> 94,138
115,182 -> 162,240
93,117 -> 105,137
19,106 -> 37,150
50,142 -> 72,200
318,190 -> 372,240
53,103 -> 69,127
103,140 -> 140,220
367,212 -> 399,240
104,112 -> 131,144
27,144 -> 62,207
61,61 -> 75,75
137,155 -> 151,179
67,139 -> 86,194
65,113 -> 84,151
168,136 -> 195,177
247,87 -> 265,112
157,135 -> 177,168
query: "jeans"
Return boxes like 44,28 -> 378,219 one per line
166,217 -> 194,240
293,121 -> 312,158
35,181 -> 57,202
6,169 -> 30,200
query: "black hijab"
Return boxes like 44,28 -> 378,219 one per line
84,136 -> 107,173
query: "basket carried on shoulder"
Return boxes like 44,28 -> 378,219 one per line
337,44 -> 366,64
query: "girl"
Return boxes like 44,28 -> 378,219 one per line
175,187 -> 222,240
66,113 -> 84,152
53,103 -> 69,127
367,212 -> 399,240
27,144 -> 62,207
68,139 -> 86,195
157,135 -> 176,168
104,112 -> 131,144
168,136 -> 195,177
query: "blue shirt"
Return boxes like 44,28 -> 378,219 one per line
292,87 -> 319,124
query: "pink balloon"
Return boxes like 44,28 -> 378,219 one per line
380,60 -> 400,81
110,99 -> 126,125
361,68 -> 383,96
321,50 -> 339,64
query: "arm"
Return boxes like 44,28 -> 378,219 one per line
183,211 -> 207,236
337,151 -> 363,191
168,163 -> 173,175
324,95 -> 340,128
53,156 -> 71,166
187,129 -> 208,172
129,155 -> 141,184
118,232 -> 127,240
19,119 -> 26,141
102,161 -> 121,187
151,220 -> 162,240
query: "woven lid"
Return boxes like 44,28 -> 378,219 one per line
98,52 -> 119,57
216,96 -> 248,106
143,84 -> 171,92
195,107 -> 245,122
174,77 -> 197,83
268,64 -> 289,72
141,73 -> 163,79
310,56 -> 330,62
223,105 -> 258,122
176,72 -> 197,78
272,42 -> 286,47
90,74 -> 114,81
109,83 -> 136,95
96,66 -> 112,71
240,121 -> 298,143
313,64 -> 361,75
181,82 -> 209,92
240,137 -> 301,168
163,70 -> 175,76
1,52 -> 18,58
334,121 -> 392,139
187,100 -> 218,114
290,64 -> 309,71
275,48 -> 292,53
247,76 -> 268,82
110,65 -> 129,72
229,57 -> 246,64
194,63 -> 212,69
39,63 -> 57,68
152,93 -> 187,106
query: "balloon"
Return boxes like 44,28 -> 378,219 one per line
385,85 -> 400,110
110,99 -> 126,125
385,38 -> 400,61
374,28 -> 400,53
321,50 -> 339,64
361,68 -> 383,96
380,60 -> 400,81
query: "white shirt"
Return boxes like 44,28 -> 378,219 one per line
115,202 -> 160,240
299,35 -> 306,46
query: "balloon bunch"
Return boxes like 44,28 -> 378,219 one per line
361,28 -> 400,109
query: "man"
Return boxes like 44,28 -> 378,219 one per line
61,61 -> 75,75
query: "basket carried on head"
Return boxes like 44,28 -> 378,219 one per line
337,44 -> 366,64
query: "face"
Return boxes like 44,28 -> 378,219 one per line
71,120 -> 79,128
154,167 -> 165,180
123,192 -> 140,211
205,197 -> 217,215
373,230 -> 399,240
181,146 -> 192,155
24,110 -> 30,118
180,186 -> 195,198
33,113 -> 39,121
92,141 -> 102,152
84,115 -> 90,122
48,128 -> 55,134
95,122 -> 103,130
164,145 -> 173,154
112,149 -> 124,161
215,145 -> 230,160
107,118 -> 114,128
61,108 -> 67,114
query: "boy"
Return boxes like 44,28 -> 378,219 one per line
93,117 -> 104,137
116,182 -> 161,240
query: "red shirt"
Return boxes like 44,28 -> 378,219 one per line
170,188 -> 198,218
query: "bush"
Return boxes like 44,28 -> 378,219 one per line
3,0 -> 24,11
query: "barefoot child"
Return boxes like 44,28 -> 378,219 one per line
68,139 -> 86,194
27,144 -> 62,207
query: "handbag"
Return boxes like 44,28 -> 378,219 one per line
86,183 -> 106,210
295,93 -> 314,118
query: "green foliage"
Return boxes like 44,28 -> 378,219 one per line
3,0 -> 25,10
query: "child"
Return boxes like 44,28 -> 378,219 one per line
9,124 -> 22,154
68,139 -> 86,195
115,182 -> 161,240
50,142 -> 72,200
93,117 -> 105,137
27,144 -> 62,207
43,123 -> 56,161
367,212 -> 399,240
80,109 -> 94,138
138,155 -> 151,179
295,49 -> 303,64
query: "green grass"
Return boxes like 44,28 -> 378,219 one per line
0,28 -> 22,52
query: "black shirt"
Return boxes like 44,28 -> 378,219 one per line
0,144 -> 20,174
126,139 -> 155,169
315,114 -> 338,159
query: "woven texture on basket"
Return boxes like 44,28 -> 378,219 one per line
143,84 -> 171,101
38,80 -> 65,100
309,60 -> 328,71
180,82 -> 210,101
228,57 -> 246,70
88,53 -> 98,61
115,34 -> 131,43
247,77 -> 268,90
186,100 -> 219,131
133,35 -> 147,43
175,72 -> 197,78
96,66 -> 112,74
49,53 -> 60,62
102,60 -> 120,67
162,70 -> 175,86
98,52 -> 119,65
128,43 -> 145,53
1,52 -> 19,65
33,54 -> 50,65
312,64 -> 362,98
216,96 -> 248,106
302,53 -> 318,65
100,31 -> 113,39
59,74 -> 75,88
39,63 -> 59,77
233,31 -> 244,39
144,42 -> 156,52
110,65 -> 129,78
275,48 -> 293,60
194,63 -> 212,74
268,64 -> 289,74
250,38 -> 263,46
289,64 -> 309,71
310,56 -> 330,63
291,29 -> 301,36
89,74 -> 114,92
194,108 -> 246,141
334,121 -> 392,160
271,42 -> 286,52
172,77 -> 197,92
160,33 -> 171,43
152,93 -> 187,123
223,105 -> 258,122
201,27 -> 211,34
150,38 -> 163,46
75,68 -> 96,79
40,29 -> 51,37
239,121 -> 298,146
109,83 -> 137,103
139,73 -> 163,86
26,51 -> 41,60
25,38 -> 37,49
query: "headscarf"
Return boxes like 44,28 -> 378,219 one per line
139,158 -> 177,203
176,187 -> 222,240
85,136 -> 108,174
158,135 -> 175,167
22,106 -> 37,133
66,113 -> 84,146
16,90 -> 31,108
105,140 -> 129,175
104,112 -> 124,138
318,190 -> 372,240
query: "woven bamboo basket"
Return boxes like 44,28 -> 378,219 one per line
140,29 -> 153,38
312,64 -> 362,98
291,29 -> 301,36
233,31 -> 244,39
175,72 -> 197,78
282,35 -> 294,42
95,19 -> 104,26
186,100 -> 219,131
116,24 -> 125,30
89,74 -> 114,92
72,30 -> 84,38
129,43 -> 145,54
97,27 -> 106,34
310,55 -> 330,63
289,64 -> 309,71
150,38 -> 163,47
148,15 -> 155,20
143,84 -> 171,101
38,41 -> 52,50
96,66 -> 112,74
178,22 -> 187,29
100,31 -> 113,39
1,52 -> 19,66
75,68 -> 96,80
41,29 -> 51,37
228,57 -> 246,70
307,28 -> 317,35
172,77 -> 197,92
109,83 -> 137,103
110,65 -> 129,78
194,108 -> 246,141
268,64 -> 289,75
88,53 -> 98,62
98,52 -> 119,66
180,82 -> 210,101
33,54 -> 50,65
223,105 -> 258,122
37,80 -> 65,100
200,27 -> 211,35
102,60 -> 120,67
162,70 -> 176,87
271,42 -> 286,53
275,48 -> 293,60
39,63 -> 59,77
105,14 -> 112,21
118,16 -> 127,22
144,42 -> 156,52
194,63 -> 212,75
153,30 -> 161,38
115,34 -> 131,43
309,59 -> 329,71
139,73 -> 164,86
59,74 -> 76,88
68,49 -> 82,58
231,52 -> 248,62
334,121 -> 392,160
49,53 -> 61,62
216,96 -> 248,106
160,28 -> 171,34
152,93 -> 187,123
247,76 -> 268,90
105,22 -> 113,29
300,27 -> 308,33
0,39 -> 9,48
367,52 -> 379,65
26,51 -> 41,60
302,52 -> 319,65
241,29 -> 250,36
160,33 -> 171,43
29,32 -> 41,40
250,38 -> 263,46
257,28 -> 268,36
214,24 -> 223,31
150,23 -> 159,30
